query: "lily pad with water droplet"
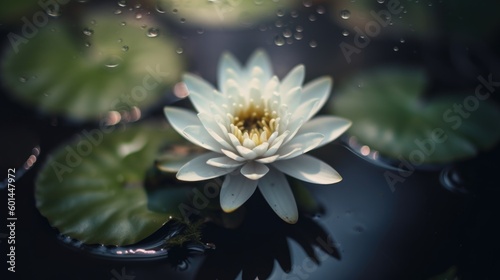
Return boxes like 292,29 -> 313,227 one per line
35,122 -> 192,246
329,68 -> 500,164
1,13 -> 183,120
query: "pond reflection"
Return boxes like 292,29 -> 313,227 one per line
195,191 -> 340,280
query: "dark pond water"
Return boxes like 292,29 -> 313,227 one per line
1,1 -> 500,279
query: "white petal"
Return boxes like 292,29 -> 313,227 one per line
256,155 -> 279,164
252,142 -> 269,156
272,154 -> 342,184
236,145 -> 258,160
245,49 -> 272,82
302,77 -> 332,120
297,116 -> 352,149
221,149 -> 246,162
206,157 -> 244,168
198,112 -> 234,151
278,132 -> 324,160
220,173 -> 258,213
263,131 -> 289,157
177,152 -> 235,181
164,106 -> 201,136
240,161 -> 269,180
281,87 -> 302,112
258,168 -> 298,224
182,125 -> 223,152
218,52 -> 242,91
156,155 -> 194,172
280,64 -> 305,96
183,74 -> 216,114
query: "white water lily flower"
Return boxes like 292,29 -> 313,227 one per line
163,50 -> 351,224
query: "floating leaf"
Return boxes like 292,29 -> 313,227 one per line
329,68 -> 500,163
2,13 -> 183,120
35,122 -> 192,246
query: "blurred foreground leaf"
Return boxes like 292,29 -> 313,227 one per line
35,122 -> 190,245
329,68 -> 500,163
2,13 -> 183,120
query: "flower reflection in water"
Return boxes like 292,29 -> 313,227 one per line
195,191 -> 340,280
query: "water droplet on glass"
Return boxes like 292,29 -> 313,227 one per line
309,40 -> 317,48
274,35 -> 285,46
400,38 -> 405,43
283,29 -> 292,38
296,25 -> 303,32
428,3 -> 433,7
176,48 -> 183,54
377,0 -> 385,3
117,38 -> 123,43
83,28 -> 93,36
286,38 -> 293,45
340,9 -> 351,19
317,6 -> 325,14
122,45 -> 129,51
342,30 -> 349,36
135,12 -> 142,19
290,10 -> 298,18
146,27 -> 159,38
439,166 -> 470,194
172,8 -> 178,14
303,0 -> 312,8
135,3 -> 142,8
90,20 -> 96,25
117,0 -> 127,7
276,9 -> 284,17
114,9 -> 122,15
47,6 -> 61,17
120,21 -> 127,26
141,24 -> 147,29
104,55 -> 123,68
197,28 -> 205,34
84,42 -> 91,47
294,32 -> 303,40
393,46 -> 399,51
259,24 -> 267,31
308,14 -> 317,21
155,1 -> 166,13
180,18 -> 186,23
275,20 -> 283,27
19,76 -> 27,83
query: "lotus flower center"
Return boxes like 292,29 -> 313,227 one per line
228,102 -> 279,145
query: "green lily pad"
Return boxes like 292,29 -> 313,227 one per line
1,13 -> 183,120
158,0 -> 295,28
35,122 -> 191,246
329,68 -> 500,163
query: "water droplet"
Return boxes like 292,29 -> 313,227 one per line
155,1 -> 166,13
135,3 -> 142,8
259,24 -> 267,31
283,29 -> 292,38
309,40 -> 317,48
275,20 -> 283,27
400,38 -> 405,43
308,14 -> 317,21
122,45 -> 129,51
290,10 -> 298,18
428,2 -> 433,7
121,21 -> 126,26
286,38 -> 293,45
254,0 -> 264,5
82,28 -> 94,36
104,55 -> 123,68
135,12 -> 142,19
296,25 -> 303,32
294,32 -> 303,40
117,38 -> 123,43
114,9 -> 122,15
47,6 -> 61,17
146,27 -> 159,38
180,18 -> 186,23
172,8 -> 178,14
317,6 -> 325,14
84,42 -> 91,47
274,35 -> 285,46
303,0 -> 312,8
439,166 -> 470,194
19,76 -> 27,83
393,46 -> 399,51
90,20 -> 96,25
276,9 -> 285,17
340,9 -> 350,19
117,0 -> 127,7
377,0 -> 385,3
176,48 -> 183,54
342,30 -> 349,36
197,28 -> 205,34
